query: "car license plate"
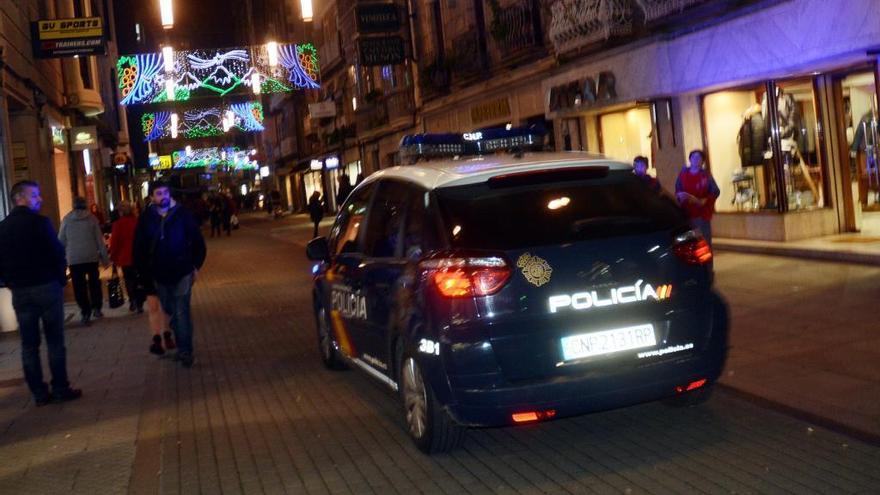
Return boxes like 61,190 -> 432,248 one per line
560,324 -> 656,361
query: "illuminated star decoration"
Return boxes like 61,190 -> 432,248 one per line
118,44 -> 321,105
164,146 -> 260,170
140,101 -> 265,141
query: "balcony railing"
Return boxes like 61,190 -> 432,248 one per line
635,0 -> 708,21
450,30 -> 485,83
488,0 -> 541,57
354,89 -> 415,134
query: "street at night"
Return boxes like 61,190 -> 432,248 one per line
0,214 -> 878,494
3,0 -> 880,493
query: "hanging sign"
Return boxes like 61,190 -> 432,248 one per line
359,36 -> 406,66
309,101 -> 337,119
30,17 -> 106,58
356,4 -> 401,33
70,126 -> 99,151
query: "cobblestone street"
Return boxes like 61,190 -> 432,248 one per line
0,214 -> 878,494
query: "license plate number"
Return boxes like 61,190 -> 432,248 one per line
561,324 -> 656,361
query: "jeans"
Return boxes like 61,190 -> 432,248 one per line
692,218 -> 713,247
11,282 -> 69,399
70,262 -> 102,315
156,274 -> 194,355
121,265 -> 143,308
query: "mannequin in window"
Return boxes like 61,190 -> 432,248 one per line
738,103 -> 766,167
851,110 -> 880,205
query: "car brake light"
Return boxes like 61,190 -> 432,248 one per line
512,409 -> 556,423
675,378 -> 708,394
673,230 -> 713,265
422,255 -> 511,298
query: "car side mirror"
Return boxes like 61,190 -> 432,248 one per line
306,236 -> 330,262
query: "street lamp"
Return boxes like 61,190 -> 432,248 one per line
159,0 -> 174,29
165,79 -> 175,101
266,41 -> 279,67
300,0 -> 313,22
170,113 -> 178,138
162,45 -> 174,73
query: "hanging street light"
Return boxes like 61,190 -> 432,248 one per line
170,113 -> 178,138
159,0 -> 174,29
267,41 -> 279,67
300,0 -> 313,22
162,45 -> 174,73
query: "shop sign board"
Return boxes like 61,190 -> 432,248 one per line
548,72 -> 617,112
30,17 -> 106,59
359,36 -> 406,66
471,97 -> 511,125
149,154 -> 173,170
51,126 -> 67,149
309,101 -> 337,119
310,159 -> 323,170
70,126 -> 99,150
11,142 -> 29,181
356,4 -> 401,33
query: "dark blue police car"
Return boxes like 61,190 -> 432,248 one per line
307,130 -> 728,453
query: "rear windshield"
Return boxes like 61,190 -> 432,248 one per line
435,170 -> 687,250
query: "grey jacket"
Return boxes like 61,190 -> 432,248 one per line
59,210 -> 109,266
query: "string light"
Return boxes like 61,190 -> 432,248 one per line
170,113 -> 178,138
162,46 -> 174,73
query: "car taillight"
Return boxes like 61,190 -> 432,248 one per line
422,255 -> 511,298
673,230 -> 713,265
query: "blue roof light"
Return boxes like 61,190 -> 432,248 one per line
400,124 -> 546,163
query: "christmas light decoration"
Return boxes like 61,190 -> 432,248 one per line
117,43 -> 320,105
159,146 -> 261,170
140,101 -> 265,141
170,112 -> 179,138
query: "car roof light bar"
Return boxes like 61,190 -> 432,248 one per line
399,124 -> 547,164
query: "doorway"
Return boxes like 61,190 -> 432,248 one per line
838,70 -> 880,234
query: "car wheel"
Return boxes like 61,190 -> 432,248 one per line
316,307 -> 345,370
399,352 -> 464,453
664,383 -> 714,407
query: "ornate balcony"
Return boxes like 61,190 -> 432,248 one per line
488,0 -> 543,59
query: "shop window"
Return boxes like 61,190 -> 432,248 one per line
703,85 -> 775,212
598,107 -> 653,168
841,72 -> 879,214
776,79 -> 826,211
345,160 -> 362,185
560,117 -> 584,151
704,79 -> 828,213
303,170 -> 324,207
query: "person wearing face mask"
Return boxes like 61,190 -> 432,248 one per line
675,150 -> 721,245
0,181 -> 82,406
133,181 -> 206,368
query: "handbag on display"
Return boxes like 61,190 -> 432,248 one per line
107,265 -> 125,309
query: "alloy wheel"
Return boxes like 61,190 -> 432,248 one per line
402,357 -> 428,439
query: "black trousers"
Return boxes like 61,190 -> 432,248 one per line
70,262 -> 102,315
312,220 -> 320,238
121,265 -> 144,308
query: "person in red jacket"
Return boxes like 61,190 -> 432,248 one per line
675,149 -> 721,245
110,202 -> 142,312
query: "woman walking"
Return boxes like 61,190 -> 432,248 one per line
109,202 -> 143,312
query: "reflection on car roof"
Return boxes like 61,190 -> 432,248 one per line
360,152 -> 631,191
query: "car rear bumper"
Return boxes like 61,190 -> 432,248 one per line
443,349 -> 726,427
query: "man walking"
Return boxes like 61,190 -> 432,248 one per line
59,197 -> 109,325
133,181 -> 206,368
0,181 -> 82,406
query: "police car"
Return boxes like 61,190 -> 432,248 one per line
306,126 -> 728,453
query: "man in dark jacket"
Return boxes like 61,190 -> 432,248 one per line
0,181 -> 82,406
133,181 -> 206,368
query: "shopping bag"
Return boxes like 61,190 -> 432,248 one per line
107,266 -> 125,309
230,214 -> 240,229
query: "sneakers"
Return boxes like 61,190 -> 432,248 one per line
93,309 -> 104,318
149,335 -> 164,355
53,388 -> 82,403
163,331 -> 176,350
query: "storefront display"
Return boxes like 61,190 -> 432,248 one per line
703,79 -> 827,213
599,106 -> 653,166
842,72 -> 879,215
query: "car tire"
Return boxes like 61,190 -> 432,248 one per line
316,306 -> 346,370
664,383 -> 714,407
398,350 -> 465,453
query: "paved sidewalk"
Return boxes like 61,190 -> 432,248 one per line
0,213 -> 877,494
715,234 -> 880,265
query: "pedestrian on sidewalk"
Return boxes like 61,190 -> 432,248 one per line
109,201 -> 143,313
0,181 -> 82,406
59,197 -> 110,325
133,181 -> 206,368
675,149 -> 721,245
633,155 -> 661,193
221,192 -> 235,236
308,190 -> 324,238
336,173 -> 353,211
208,194 -> 223,238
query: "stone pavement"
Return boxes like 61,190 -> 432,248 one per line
0,213 -> 878,494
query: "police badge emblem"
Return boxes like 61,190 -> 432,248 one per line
517,253 -> 552,287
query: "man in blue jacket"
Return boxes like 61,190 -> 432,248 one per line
133,181 -> 206,368
0,181 -> 82,406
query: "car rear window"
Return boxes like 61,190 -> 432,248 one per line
435,170 -> 688,250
